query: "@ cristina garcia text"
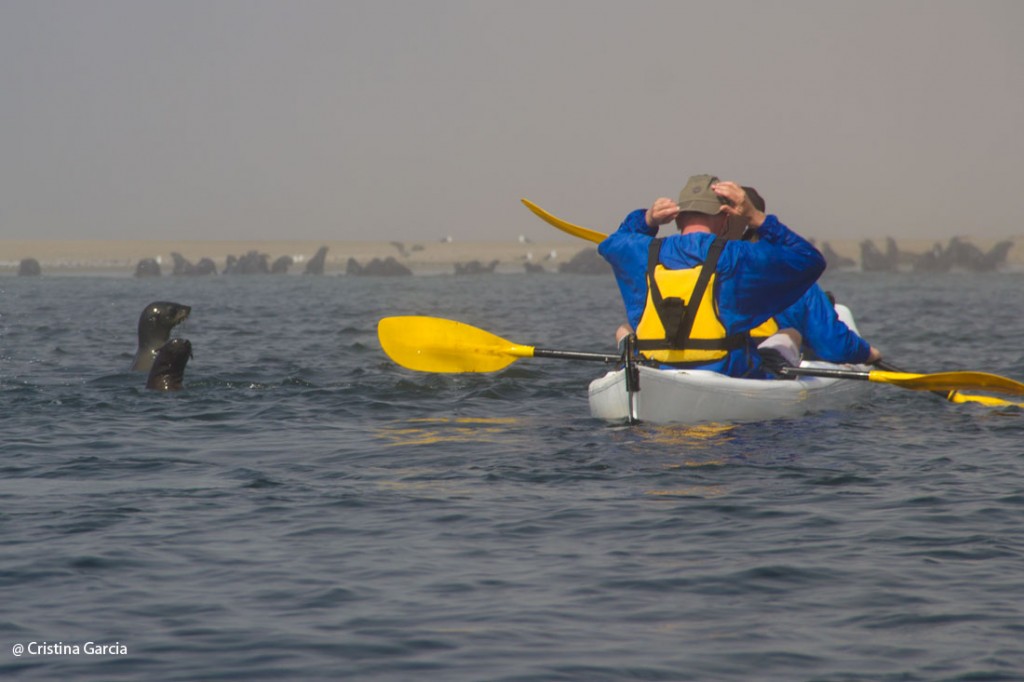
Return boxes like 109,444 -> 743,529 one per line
12,641 -> 127,657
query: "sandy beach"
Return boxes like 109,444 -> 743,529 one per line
1,235 -> 1021,275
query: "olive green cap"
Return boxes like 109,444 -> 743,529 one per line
677,174 -> 723,215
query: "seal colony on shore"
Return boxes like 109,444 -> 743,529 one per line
1,236 -> 1020,276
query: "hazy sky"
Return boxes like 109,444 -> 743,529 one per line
2,0 -> 1022,243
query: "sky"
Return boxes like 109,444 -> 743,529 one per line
2,0 -> 1023,244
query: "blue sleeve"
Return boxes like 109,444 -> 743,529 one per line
775,285 -> 871,363
598,209 -> 656,328
715,214 -> 826,332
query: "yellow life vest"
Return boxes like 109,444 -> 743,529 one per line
635,237 -> 747,366
749,317 -> 779,341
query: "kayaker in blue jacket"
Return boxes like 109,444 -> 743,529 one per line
599,174 -> 825,378
775,286 -> 880,362
732,188 -> 883,368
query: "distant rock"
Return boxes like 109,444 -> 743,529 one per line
171,252 -> 193,275
224,250 -> 270,274
524,262 -> 545,274
271,255 -> 294,274
820,242 -> 856,270
860,238 -> 900,272
558,248 -> 611,275
194,258 -> 217,276
346,256 -> 412,277
171,252 -> 217,276
913,242 -> 955,273
977,240 -> 1014,271
17,258 -> 41,276
454,259 -> 499,275
913,237 -> 1014,273
134,258 -> 162,277
303,246 -> 329,275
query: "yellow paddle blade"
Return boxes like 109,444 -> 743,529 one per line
378,316 -> 536,373
947,391 -> 1024,408
520,198 -> 607,244
868,370 -> 1024,396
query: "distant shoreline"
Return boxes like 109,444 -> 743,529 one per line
0,238 -> 592,276
1,236 -> 1021,275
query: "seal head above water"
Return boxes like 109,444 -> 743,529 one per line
131,301 -> 191,372
145,338 -> 193,391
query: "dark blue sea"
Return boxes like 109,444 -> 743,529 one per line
1,270 -> 1023,681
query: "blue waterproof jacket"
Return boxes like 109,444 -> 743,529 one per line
775,284 -> 871,364
598,209 -> 825,377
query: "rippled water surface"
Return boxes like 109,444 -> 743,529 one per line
1,271 -> 1023,681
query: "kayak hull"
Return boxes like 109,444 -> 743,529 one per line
588,361 -> 872,424
588,302 -> 872,424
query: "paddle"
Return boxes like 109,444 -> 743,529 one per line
874,360 -> 1024,408
378,316 -> 619,373
776,365 -> 1024,396
944,391 -> 1024,408
521,198 -> 606,244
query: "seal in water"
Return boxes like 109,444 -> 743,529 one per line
145,338 -> 193,391
131,301 -> 192,372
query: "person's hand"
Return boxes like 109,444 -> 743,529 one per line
713,181 -> 766,228
645,197 -> 681,229
866,346 -> 882,364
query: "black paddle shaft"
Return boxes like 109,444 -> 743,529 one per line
778,366 -> 871,381
533,348 -> 620,364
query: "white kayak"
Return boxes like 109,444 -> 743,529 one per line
588,305 -> 873,425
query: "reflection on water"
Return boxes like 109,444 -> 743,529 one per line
371,466 -> 478,497
644,485 -> 728,498
376,416 -> 522,447
628,423 -> 739,497
644,422 -> 738,449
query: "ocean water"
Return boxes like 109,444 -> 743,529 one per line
1,270 -> 1022,681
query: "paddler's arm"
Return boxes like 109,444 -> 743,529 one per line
598,208 -> 659,329
724,221 -> 825,325
713,197 -> 826,333
775,284 -> 873,363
